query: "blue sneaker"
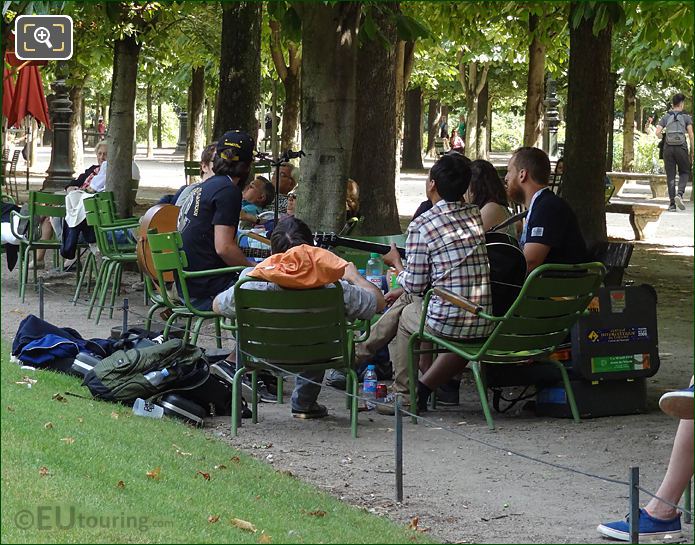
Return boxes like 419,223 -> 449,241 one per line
659,385 -> 694,420
597,509 -> 683,543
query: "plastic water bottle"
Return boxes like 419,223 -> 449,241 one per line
143,368 -> 170,387
362,365 -> 378,410
132,398 -> 164,419
366,253 -> 384,290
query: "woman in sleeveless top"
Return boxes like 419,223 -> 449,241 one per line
465,159 -> 517,238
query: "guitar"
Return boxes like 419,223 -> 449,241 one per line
137,203 -> 180,283
315,230 -> 526,316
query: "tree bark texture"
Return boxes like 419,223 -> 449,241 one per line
213,1 -> 262,141
476,80 -> 489,160
146,83 -> 154,158
402,87 -> 424,169
205,98 -> 213,143
157,102 -> 162,148
350,5 -> 400,235
622,82 -> 636,172
68,84 -> 84,174
523,14 -> 546,148
395,40 -> 415,171
297,2 -> 360,232
459,58 -> 489,158
269,19 -> 301,152
425,98 -> 440,158
563,4 -> 612,249
188,66 -> 206,162
105,34 -> 140,218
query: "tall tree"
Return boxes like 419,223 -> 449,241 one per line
295,2 -> 360,232
213,1 -> 261,140
563,2 -> 620,249
351,4 -> 401,235
402,86 -> 424,168
523,13 -> 545,148
187,66 -> 206,162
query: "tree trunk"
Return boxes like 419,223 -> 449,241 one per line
476,80 -> 489,160
636,97 -> 643,133
205,98 -> 213,143
563,3 -> 612,249
606,72 -> 617,171
395,40 -> 415,173
269,20 -> 301,152
425,98 -> 440,158
523,14 -> 546,148
188,66 -> 206,162
213,2 -> 262,141
157,102 -> 162,148
105,34 -> 141,218
459,59 -> 489,158
68,83 -> 85,174
622,82 -> 636,172
351,4 -> 400,235
296,2 -> 360,232
146,83 -> 154,158
402,87 -> 423,169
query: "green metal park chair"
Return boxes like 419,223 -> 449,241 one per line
407,262 -> 605,430
184,160 -> 201,185
230,276 -> 362,438
146,230 -> 245,347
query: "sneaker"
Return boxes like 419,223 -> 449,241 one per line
436,379 -> 460,406
376,392 -> 412,416
210,362 -> 277,403
325,369 -> 347,390
659,385 -> 694,420
291,403 -> 328,419
242,375 -> 277,403
668,204 -> 677,212
674,194 -> 685,210
597,509 -> 682,543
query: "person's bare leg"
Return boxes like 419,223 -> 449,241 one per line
34,218 -> 53,262
420,353 -> 468,391
644,419 -> 694,520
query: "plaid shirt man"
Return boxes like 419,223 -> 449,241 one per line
397,199 -> 493,339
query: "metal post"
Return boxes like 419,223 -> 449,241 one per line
629,466 -> 640,544
395,394 -> 403,503
122,298 -> 129,335
683,479 -> 692,524
271,80 -> 279,158
38,277 -> 44,320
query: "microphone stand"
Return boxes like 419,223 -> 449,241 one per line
256,149 -> 305,229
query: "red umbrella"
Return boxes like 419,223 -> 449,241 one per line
7,63 -> 50,129
3,67 -> 15,119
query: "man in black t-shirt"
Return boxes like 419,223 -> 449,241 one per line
505,147 -> 587,272
178,130 -> 256,310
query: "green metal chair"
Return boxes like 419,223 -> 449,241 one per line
407,262 -> 605,430
184,161 -> 201,185
15,191 -> 66,302
146,230 -> 245,347
230,276 -> 362,438
83,196 -> 139,324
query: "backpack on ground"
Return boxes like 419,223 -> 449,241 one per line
663,112 -> 687,146
83,339 -> 208,404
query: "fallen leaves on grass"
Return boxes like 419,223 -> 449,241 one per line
110,412 -> 119,419
6,406 -> 15,412
196,470 -> 211,481
61,437 -> 75,444
52,393 -> 67,402
230,456 -> 241,464
208,515 -> 220,524
230,518 -> 257,533
304,510 -> 326,518
258,532 -> 272,543
214,464 -> 227,470
44,422 -> 54,429
39,466 -> 49,477
117,480 -> 125,489
408,516 -> 431,532
146,467 -> 161,480
77,417 -> 84,423
16,376 -> 37,387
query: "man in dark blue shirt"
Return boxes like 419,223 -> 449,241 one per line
178,130 -> 256,309
505,147 -> 587,271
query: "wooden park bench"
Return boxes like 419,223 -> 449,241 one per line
605,200 -> 667,241
607,171 -> 668,199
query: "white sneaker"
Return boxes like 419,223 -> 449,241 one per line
659,386 -> 694,420
674,195 -> 685,210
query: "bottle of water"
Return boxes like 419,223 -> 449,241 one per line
143,368 -> 170,387
366,253 -> 384,290
362,365 -> 378,410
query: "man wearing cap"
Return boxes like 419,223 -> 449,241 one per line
178,130 -> 256,310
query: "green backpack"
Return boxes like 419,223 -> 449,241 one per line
83,339 -> 209,404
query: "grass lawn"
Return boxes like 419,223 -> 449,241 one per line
0,341 -> 433,543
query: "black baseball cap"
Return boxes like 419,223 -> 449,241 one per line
216,130 -> 254,163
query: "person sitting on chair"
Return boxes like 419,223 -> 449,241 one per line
239,175 -> 275,228
212,216 -> 385,419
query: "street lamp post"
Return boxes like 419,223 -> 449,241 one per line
543,77 -> 561,159
43,73 -> 74,191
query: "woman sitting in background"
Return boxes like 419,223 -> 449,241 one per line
466,159 -> 517,237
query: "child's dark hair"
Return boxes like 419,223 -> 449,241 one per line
429,153 -> 472,201
270,216 -> 314,254
256,176 -> 275,207
672,93 -> 686,107
469,159 -> 507,208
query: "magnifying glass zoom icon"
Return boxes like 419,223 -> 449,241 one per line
33,26 -> 53,49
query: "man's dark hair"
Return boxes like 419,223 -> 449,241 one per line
429,153 -> 472,201
512,147 -> 551,185
672,93 -> 686,107
270,216 -> 314,254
